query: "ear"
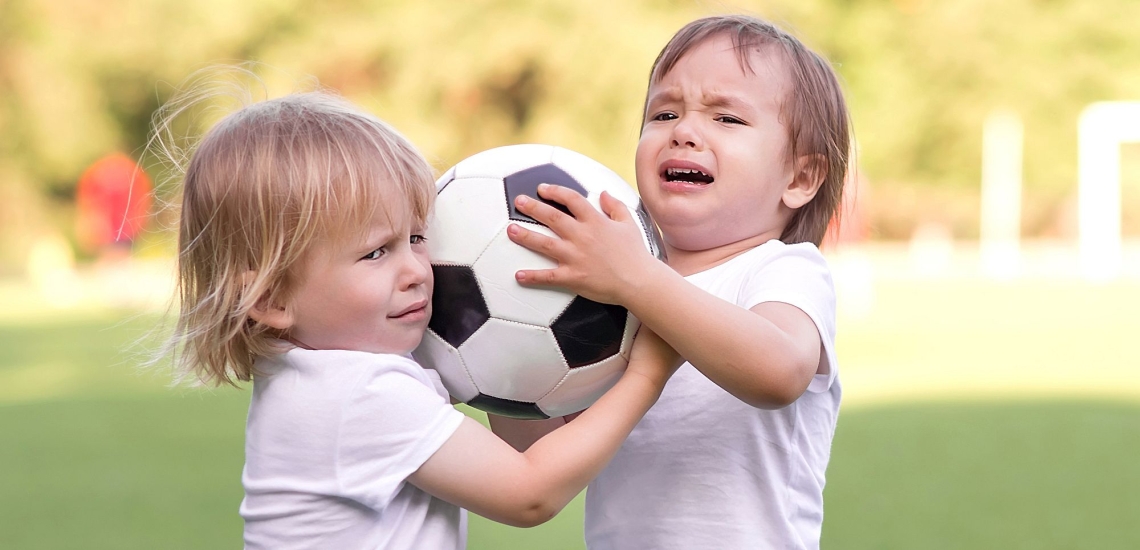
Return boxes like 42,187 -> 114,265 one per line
782,154 -> 827,210
241,271 -> 295,331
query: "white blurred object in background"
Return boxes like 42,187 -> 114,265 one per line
26,233 -> 82,308
980,109 -> 1023,280
1077,101 -> 1140,282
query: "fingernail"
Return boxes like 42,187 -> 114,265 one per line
507,224 -> 519,235
516,195 -> 530,206
537,183 -> 548,192
515,271 -> 525,281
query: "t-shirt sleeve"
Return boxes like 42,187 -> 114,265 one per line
739,243 -> 839,393
334,357 -> 465,510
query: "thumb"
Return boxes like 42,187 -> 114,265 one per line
599,191 -> 631,222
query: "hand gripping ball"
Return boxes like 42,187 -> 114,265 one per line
412,144 -> 663,419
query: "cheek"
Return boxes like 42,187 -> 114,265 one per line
634,130 -> 661,163
634,152 -> 658,188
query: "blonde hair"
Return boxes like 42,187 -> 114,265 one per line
158,84 -> 435,386
645,15 -> 852,246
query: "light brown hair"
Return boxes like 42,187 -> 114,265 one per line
158,86 -> 435,386
645,15 -> 852,246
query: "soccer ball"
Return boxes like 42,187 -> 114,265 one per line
413,144 -> 663,419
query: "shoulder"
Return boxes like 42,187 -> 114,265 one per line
256,348 -> 438,400
741,240 -> 830,273
735,241 -> 836,325
278,347 -> 428,378
694,240 -> 831,289
735,241 -> 833,288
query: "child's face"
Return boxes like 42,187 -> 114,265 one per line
282,209 -> 433,355
636,34 -> 796,254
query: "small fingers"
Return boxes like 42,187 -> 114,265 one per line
507,223 -> 564,259
598,191 -> 632,222
536,184 -> 601,222
514,193 -> 574,232
513,267 -> 564,286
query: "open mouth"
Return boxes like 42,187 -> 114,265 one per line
664,167 -> 714,185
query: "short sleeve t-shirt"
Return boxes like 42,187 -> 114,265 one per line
585,240 -> 841,550
241,348 -> 466,549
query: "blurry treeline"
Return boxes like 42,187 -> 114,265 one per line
2,0 -> 1139,272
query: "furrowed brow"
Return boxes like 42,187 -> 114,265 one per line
646,87 -> 683,108
702,92 -> 753,115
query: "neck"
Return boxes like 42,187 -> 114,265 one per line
664,231 -> 780,276
286,336 -> 316,350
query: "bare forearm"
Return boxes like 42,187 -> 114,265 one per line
519,370 -> 662,515
411,327 -> 676,528
623,261 -> 815,408
411,373 -> 659,529
488,415 -> 566,452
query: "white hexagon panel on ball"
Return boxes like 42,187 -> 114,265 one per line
427,176 -> 509,266
537,353 -> 628,418
472,226 -> 574,327
414,329 -> 479,403
453,143 -> 557,180
458,318 -> 569,403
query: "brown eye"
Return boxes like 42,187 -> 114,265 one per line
361,247 -> 386,261
716,115 -> 745,125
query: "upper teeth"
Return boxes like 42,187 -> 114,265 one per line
666,167 -> 712,183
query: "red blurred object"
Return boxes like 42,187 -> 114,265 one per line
75,153 -> 152,253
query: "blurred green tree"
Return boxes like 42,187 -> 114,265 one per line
1,0 -> 1139,271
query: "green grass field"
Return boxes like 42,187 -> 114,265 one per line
2,273 -> 1139,549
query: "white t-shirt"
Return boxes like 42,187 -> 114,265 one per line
240,347 -> 466,550
585,240 -> 841,550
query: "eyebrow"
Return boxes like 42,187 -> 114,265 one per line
701,92 -> 755,115
352,224 -> 397,256
645,88 -> 682,108
645,87 -> 755,116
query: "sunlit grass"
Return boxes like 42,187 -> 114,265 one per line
2,270 -> 1139,548
0,394 -> 248,549
837,277 -> 1140,406
823,400 -> 1140,549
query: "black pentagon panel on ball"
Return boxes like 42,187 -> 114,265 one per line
551,297 -> 629,368
468,394 -> 550,420
504,163 -> 589,225
428,265 -> 490,347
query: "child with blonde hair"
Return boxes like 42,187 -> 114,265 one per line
504,14 -> 851,549
159,81 -> 678,549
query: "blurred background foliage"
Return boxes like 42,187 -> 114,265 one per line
4,3 -> 1140,548
2,0 -> 1140,273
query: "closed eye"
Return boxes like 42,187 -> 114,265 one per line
715,115 -> 746,125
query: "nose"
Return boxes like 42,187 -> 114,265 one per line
669,115 -> 702,150
398,249 -> 431,291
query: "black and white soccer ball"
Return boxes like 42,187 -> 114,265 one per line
413,144 -> 663,419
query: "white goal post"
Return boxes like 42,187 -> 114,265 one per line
1078,101 -> 1140,281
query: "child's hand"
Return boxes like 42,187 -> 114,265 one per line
507,184 -> 662,305
624,326 -> 682,390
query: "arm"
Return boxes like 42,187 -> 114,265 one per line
507,185 -> 820,409
487,415 -> 566,452
409,328 -> 679,527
